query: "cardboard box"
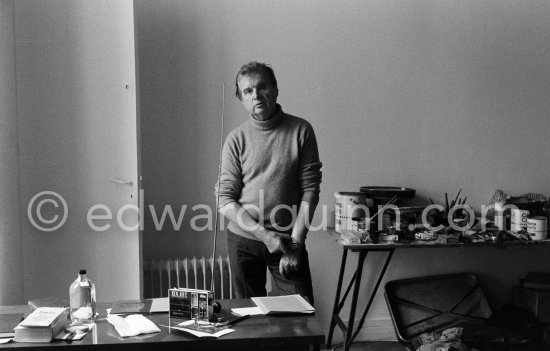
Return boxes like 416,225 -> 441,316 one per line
513,286 -> 550,324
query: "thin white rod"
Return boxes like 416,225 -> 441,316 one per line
211,83 -> 225,294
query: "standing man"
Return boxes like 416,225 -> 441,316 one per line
216,62 -> 322,304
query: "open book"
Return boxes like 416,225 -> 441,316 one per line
106,314 -> 161,337
251,294 -> 315,315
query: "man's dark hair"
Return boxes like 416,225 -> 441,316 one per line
235,61 -> 278,100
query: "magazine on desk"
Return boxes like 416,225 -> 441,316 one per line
169,320 -> 235,338
251,294 -> 315,315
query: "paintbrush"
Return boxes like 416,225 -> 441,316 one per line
450,189 -> 462,208
369,195 -> 398,221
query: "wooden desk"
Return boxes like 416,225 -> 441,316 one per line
1,299 -> 325,350
325,230 -> 550,351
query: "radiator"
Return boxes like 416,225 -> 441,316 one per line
144,256 -> 233,299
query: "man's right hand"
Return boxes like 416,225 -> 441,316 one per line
263,231 -> 291,254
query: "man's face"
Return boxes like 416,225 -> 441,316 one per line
237,72 -> 278,121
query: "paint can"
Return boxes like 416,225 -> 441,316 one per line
510,208 -> 530,232
527,216 -> 547,241
334,192 -> 367,233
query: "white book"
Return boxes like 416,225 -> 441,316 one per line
18,307 -> 67,328
251,294 -> 315,315
14,308 -> 68,343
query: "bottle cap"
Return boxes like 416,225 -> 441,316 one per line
79,269 -> 87,274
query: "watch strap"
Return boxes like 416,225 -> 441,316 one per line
290,241 -> 305,250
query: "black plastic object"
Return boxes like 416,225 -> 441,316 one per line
212,301 -> 222,314
384,273 -> 531,350
360,186 -> 415,200
209,300 -> 223,323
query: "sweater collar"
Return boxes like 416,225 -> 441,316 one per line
250,105 -> 283,131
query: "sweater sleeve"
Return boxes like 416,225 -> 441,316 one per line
299,123 -> 322,205
215,134 -> 243,209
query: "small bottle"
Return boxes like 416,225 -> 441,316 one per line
69,269 -> 96,325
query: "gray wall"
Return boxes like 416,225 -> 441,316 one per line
137,0 -> 550,339
0,0 -> 24,305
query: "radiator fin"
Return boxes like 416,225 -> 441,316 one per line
144,255 -> 232,299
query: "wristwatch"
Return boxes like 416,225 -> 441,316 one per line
290,241 -> 305,250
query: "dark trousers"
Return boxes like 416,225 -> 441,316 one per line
227,230 -> 314,305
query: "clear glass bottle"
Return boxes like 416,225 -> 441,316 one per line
69,269 -> 96,324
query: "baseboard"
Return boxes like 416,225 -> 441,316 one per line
323,318 -> 398,344
354,317 -> 397,341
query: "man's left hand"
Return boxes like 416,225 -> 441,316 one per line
279,244 -> 303,279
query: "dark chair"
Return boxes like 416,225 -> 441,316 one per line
384,273 -> 539,351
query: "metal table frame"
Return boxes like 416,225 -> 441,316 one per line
326,244 -> 395,351
325,235 -> 550,351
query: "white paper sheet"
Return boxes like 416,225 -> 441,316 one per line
149,297 -> 169,313
251,294 -> 315,315
231,307 -> 263,316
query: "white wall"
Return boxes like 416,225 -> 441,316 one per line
137,0 -> 550,340
0,0 -> 24,305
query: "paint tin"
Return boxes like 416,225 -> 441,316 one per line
527,216 -> 547,241
334,192 -> 367,233
510,208 -> 530,232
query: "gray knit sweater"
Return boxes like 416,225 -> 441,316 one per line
217,106 -> 322,239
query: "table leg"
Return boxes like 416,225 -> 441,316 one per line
327,248 -> 396,351
343,250 -> 367,351
326,247 -> 348,348
350,249 -> 394,344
